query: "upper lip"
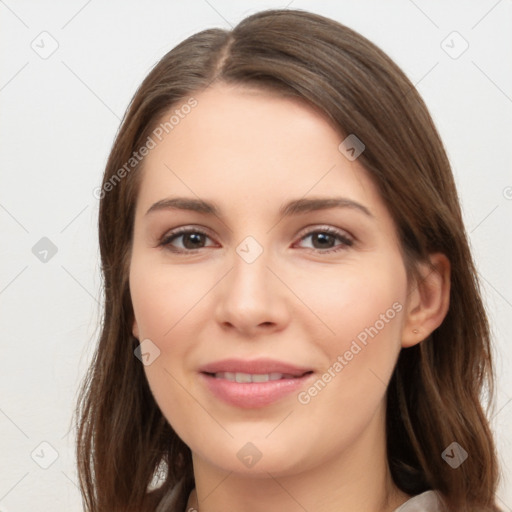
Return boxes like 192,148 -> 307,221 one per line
199,358 -> 312,377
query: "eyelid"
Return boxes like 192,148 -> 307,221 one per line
158,224 -> 354,253
158,225 -> 215,248
295,224 -> 353,242
293,225 -> 354,253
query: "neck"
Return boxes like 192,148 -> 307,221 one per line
185,404 -> 411,512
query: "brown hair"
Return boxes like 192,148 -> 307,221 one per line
75,8 -> 501,512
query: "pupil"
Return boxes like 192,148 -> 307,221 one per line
181,233 -> 335,250
184,233 -> 204,249
315,233 -> 333,248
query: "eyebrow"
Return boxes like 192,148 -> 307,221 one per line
145,196 -> 373,219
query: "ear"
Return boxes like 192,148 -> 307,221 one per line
401,253 -> 451,348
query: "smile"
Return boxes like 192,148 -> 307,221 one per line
210,371 -> 306,382
200,366 -> 314,408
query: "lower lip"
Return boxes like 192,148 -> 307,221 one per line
200,372 -> 314,408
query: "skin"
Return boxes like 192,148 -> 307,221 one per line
130,83 -> 450,512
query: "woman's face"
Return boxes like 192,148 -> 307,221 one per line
130,83 -> 411,477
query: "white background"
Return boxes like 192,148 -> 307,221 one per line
1,1 -> 511,510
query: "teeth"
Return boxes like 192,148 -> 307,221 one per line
213,372 -> 295,382
252,374 -> 270,382
235,372 -> 252,383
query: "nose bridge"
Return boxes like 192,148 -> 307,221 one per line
235,234 -> 266,267
229,233 -> 274,300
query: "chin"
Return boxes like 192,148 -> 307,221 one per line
190,436 -> 316,478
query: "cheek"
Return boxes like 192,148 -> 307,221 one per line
130,254 -> 207,342
297,262 -> 406,421
129,256 -> 211,433
294,254 -> 406,349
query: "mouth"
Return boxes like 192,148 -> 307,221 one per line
198,359 -> 314,408
204,371 -> 312,382
199,357 -> 313,377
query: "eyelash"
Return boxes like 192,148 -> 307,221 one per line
158,226 -> 354,255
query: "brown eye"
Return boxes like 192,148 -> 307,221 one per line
297,227 -> 353,253
160,228 -> 214,253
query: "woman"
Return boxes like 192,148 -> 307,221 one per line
75,9 -> 502,512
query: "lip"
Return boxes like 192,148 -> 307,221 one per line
199,358 -> 312,376
199,358 -> 314,409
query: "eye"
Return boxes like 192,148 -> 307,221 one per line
159,227 -> 216,253
159,225 -> 354,254
295,226 -> 354,254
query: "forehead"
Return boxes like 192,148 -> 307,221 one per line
135,83 -> 385,221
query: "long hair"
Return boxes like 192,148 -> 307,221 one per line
75,9 -> 501,512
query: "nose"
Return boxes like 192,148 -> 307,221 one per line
214,244 -> 290,337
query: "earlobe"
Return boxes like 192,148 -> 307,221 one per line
402,253 -> 451,348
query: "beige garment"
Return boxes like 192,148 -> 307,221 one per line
154,478 -> 185,512
393,490 -> 444,512
184,489 -> 444,512
156,480 -> 443,512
